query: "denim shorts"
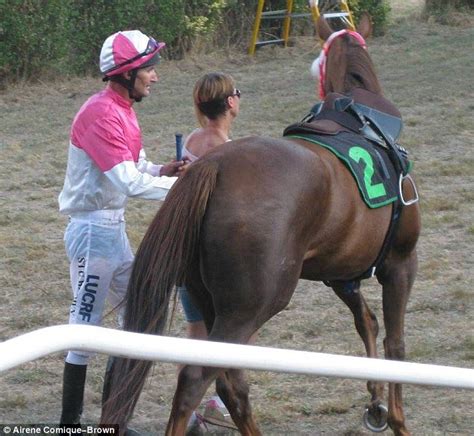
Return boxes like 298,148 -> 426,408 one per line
178,285 -> 203,322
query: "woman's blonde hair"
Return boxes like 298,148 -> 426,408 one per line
193,72 -> 235,127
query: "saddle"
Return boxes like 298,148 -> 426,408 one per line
283,88 -> 409,176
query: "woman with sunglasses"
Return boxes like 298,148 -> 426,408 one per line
58,30 -> 186,426
178,72 -> 241,432
183,72 -> 241,162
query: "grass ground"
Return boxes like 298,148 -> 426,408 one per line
1,0 -> 473,434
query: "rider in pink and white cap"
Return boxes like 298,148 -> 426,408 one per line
58,30 -> 185,426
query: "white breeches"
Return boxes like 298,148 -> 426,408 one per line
64,209 -> 133,365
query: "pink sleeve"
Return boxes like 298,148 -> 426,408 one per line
79,118 -> 138,172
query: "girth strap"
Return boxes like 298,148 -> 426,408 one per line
360,196 -> 403,280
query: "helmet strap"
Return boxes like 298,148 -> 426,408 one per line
105,70 -> 142,103
128,69 -> 142,103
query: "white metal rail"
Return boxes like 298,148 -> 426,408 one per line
1,325 -> 473,390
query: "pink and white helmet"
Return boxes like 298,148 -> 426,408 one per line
100,30 -> 165,77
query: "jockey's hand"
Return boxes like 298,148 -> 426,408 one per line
177,157 -> 192,175
160,157 -> 190,177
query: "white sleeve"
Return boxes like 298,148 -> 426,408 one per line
137,149 -> 163,176
105,160 -> 176,201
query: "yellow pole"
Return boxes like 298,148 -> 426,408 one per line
341,0 -> 356,30
281,0 -> 293,48
249,0 -> 265,55
309,0 -> 320,23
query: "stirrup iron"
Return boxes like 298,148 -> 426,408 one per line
399,173 -> 419,206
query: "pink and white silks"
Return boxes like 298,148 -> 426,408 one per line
58,86 -> 175,365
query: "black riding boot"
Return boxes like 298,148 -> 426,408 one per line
60,362 -> 87,425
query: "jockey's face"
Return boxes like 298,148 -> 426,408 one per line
133,66 -> 158,99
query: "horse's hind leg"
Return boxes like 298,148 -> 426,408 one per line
215,367 -> 260,434
168,367 -> 259,436
166,318 -> 261,436
165,276 -> 216,435
376,250 -> 417,436
331,281 -> 387,427
205,315 -> 262,435
166,364 -> 223,435
165,275 -> 261,435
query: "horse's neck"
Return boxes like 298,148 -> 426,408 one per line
326,88 -> 401,119
349,88 -> 401,118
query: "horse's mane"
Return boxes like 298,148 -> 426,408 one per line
325,34 -> 382,96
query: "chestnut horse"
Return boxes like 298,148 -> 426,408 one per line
101,14 -> 420,436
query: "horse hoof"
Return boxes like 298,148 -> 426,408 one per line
363,403 -> 389,433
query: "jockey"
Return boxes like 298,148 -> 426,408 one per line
58,30 -> 186,425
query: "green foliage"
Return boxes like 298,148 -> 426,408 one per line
0,0 -> 70,82
0,0 -> 391,85
65,0 -> 185,74
185,0 -> 227,35
0,0 -> 186,82
349,0 -> 391,36
171,0 -> 229,56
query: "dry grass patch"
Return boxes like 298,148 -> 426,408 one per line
462,337 -> 474,361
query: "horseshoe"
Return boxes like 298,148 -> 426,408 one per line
363,403 -> 389,432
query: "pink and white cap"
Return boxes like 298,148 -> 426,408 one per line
100,30 -> 165,77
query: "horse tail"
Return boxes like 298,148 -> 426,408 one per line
101,160 -> 219,428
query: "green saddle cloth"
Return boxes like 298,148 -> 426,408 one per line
287,131 -> 410,209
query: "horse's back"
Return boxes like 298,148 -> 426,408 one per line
200,136 -> 330,231
204,136 -> 320,187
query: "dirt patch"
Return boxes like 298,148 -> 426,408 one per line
1,3 -> 473,435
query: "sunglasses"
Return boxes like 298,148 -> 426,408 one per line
232,89 -> 241,98
143,38 -> 160,55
